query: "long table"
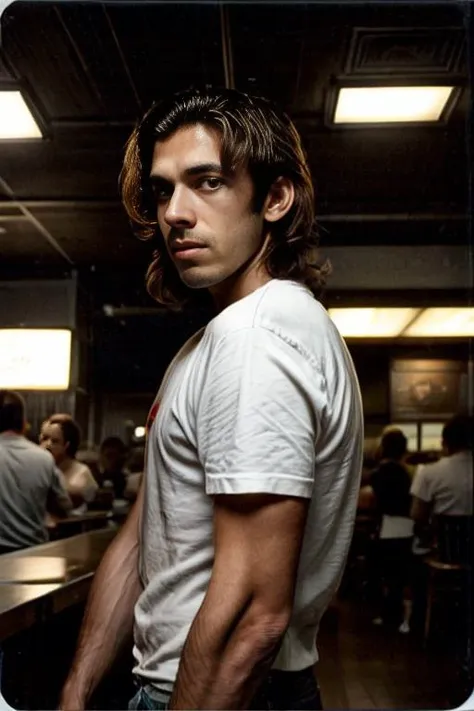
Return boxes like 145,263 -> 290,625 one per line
0,527 -> 117,641
48,510 -> 112,538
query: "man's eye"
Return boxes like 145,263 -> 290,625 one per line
200,177 -> 223,191
152,185 -> 172,202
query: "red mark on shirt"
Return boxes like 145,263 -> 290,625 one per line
146,401 -> 160,433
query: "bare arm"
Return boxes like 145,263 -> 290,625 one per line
60,484 -> 144,710
410,495 -> 431,524
169,493 -> 309,710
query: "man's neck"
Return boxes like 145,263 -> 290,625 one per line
209,261 -> 273,313
0,429 -> 23,437
209,233 -> 274,312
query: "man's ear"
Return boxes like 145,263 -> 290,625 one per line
263,176 -> 295,223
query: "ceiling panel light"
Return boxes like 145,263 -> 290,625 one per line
334,86 -> 454,124
0,90 -> 42,139
328,308 -> 421,338
0,329 -> 71,389
403,308 -> 474,337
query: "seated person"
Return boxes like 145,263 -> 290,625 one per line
411,414 -> 473,656
0,390 -> 72,553
411,414 -> 473,522
40,414 -> 99,514
99,436 -> 128,500
124,446 -> 145,503
76,443 -> 101,484
369,428 -> 414,632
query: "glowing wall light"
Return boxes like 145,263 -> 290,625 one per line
403,308 -> 474,337
328,308 -> 421,338
0,329 -> 71,390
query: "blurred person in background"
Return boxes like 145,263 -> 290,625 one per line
410,414 -> 473,635
411,414 -> 473,522
76,442 -> 101,484
369,428 -> 414,633
40,414 -> 99,514
124,446 -> 145,503
374,425 -> 416,477
99,436 -> 128,500
0,390 -> 72,553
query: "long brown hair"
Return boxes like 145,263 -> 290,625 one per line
120,87 -> 330,308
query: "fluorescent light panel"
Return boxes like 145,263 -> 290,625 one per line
403,308 -> 474,337
328,308 -> 421,338
0,329 -> 71,390
334,86 -> 454,124
0,90 -> 42,139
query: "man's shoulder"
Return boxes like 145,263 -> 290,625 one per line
22,438 -> 53,463
0,436 -> 52,465
417,458 -> 445,481
208,279 -> 333,346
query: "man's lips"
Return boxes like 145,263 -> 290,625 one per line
171,241 -> 206,253
171,242 -> 208,260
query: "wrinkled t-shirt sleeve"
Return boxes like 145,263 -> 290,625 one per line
196,327 -> 323,499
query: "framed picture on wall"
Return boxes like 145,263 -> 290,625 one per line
390,359 -> 466,422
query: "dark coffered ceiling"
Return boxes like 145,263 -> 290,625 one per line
0,1 -> 471,276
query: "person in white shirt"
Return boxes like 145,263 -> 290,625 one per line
40,414 -> 99,514
60,87 -> 363,711
411,414 -> 473,521
410,414 -> 473,637
0,391 -> 73,553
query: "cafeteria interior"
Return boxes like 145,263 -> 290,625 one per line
0,1 -> 472,709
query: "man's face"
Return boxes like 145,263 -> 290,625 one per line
150,124 -> 268,292
39,422 -> 68,464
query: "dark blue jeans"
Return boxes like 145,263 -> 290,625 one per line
129,667 -> 322,710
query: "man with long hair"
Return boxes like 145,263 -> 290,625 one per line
61,87 -> 363,710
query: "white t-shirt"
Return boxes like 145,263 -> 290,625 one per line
410,451 -> 473,516
133,279 -> 364,691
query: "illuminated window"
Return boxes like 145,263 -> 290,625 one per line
421,422 -> 444,451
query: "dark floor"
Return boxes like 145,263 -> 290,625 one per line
1,596 -> 472,710
316,598 -> 471,710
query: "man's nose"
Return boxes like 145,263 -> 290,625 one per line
163,186 -> 196,229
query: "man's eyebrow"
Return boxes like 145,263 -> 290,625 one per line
149,163 -> 224,182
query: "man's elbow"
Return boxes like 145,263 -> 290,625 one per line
240,603 -> 291,652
